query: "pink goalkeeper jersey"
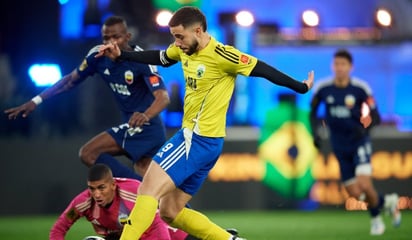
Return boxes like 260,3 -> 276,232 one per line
49,178 -> 171,240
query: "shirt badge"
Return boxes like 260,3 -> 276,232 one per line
124,70 -> 133,85
118,213 -> 129,225
196,64 -> 206,78
344,94 -> 356,108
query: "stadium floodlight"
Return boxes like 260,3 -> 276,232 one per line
28,64 -> 62,87
235,10 -> 254,27
156,10 -> 173,27
375,8 -> 392,27
301,10 -> 320,27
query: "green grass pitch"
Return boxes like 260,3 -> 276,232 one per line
0,210 -> 410,239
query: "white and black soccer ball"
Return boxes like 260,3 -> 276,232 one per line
82,236 -> 105,240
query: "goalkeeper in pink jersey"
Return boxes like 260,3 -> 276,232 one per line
50,164 -> 189,240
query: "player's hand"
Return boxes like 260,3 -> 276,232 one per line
303,70 -> 315,90
128,112 -> 150,128
95,42 -> 121,60
360,102 -> 372,128
4,101 -> 37,120
360,115 -> 372,128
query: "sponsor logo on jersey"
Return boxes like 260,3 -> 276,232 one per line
240,54 -> 250,64
196,64 -> 206,78
149,75 -> 160,87
124,70 -> 133,84
79,59 -> 88,71
344,94 -> 355,108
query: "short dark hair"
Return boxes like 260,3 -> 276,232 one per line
334,49 -> 353,64
169,6 -> 207,31
88,164 -> 113,182
103,15 -> 127,27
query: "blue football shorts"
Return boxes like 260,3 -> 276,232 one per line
333,139 -> 373,184
153,128 -> 224,195
107,122 -> 166,163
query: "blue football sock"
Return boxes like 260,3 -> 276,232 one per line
369,194 -> 384,217
95,153 -> 142,181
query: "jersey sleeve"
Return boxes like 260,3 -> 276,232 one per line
141,65 -> 167,93
165,44 -> 182,62
215,44 -> 258,76
76,45 -> 101,80
353,77 -> 377,109
49,191 -> 89,240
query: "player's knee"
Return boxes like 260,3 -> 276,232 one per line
356,178 -> 373,192
78,145 -> 95,166
159,208 -> 175,224
344,185 -> 362,199
158,203 -> 180,225
350,191 -> 363,200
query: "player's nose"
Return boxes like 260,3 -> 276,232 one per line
174,40 -> 182,47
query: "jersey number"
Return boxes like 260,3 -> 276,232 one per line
187,77 -> 197,90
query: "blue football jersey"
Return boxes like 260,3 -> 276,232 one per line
76,45 -> 166,124
311,77 -> 377,149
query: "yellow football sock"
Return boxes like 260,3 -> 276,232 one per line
120,195 -> 158,240
170,208 -> 232,240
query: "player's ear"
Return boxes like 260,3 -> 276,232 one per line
194,26 -> 202,36
126,32 -> 132,41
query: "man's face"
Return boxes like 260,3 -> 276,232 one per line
170,24 -> 200,55
332,57 -> 352,80
87,177 -> 116,207
101,23 -> 131,50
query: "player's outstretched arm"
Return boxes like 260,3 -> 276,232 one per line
4,70 -> 82,119
96,42 -> 177,67
250,60 -> 314,93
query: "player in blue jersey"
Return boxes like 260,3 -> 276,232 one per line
4,16 -> 169,180
310,49 -> 401,235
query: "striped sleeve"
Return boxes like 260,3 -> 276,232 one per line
49,191 -> 91,240
214,44 -> 257,76
115,178 -> 139,207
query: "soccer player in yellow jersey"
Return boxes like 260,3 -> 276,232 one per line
97,6 -> 314,240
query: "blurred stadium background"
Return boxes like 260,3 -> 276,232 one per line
0,0 -> 411,239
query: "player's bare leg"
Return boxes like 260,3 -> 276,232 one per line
159,184 -> 239,239
121,161 -> 175,240
79,131 -> 124,166
345,175 -> 385,235
159,188 -> 192,224
121,162 -> 241,240
134,156 -> 152,177
79,131 -> 142,180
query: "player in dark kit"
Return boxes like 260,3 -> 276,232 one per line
4,16 -> 169,180
310,49 -> 401,235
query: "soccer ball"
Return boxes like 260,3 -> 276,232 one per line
82,236 -> 105,240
